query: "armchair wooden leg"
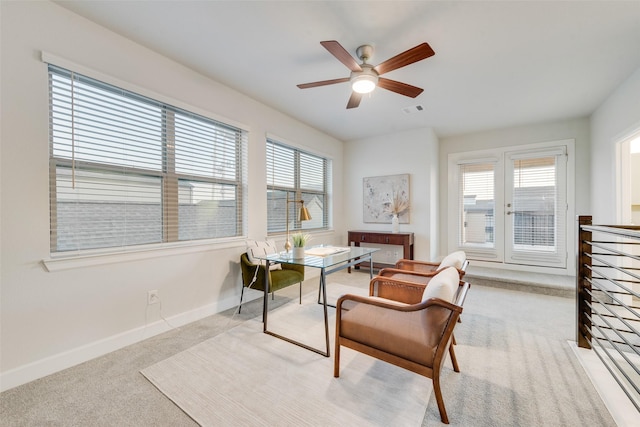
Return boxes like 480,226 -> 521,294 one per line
449,344 -> 460,373
334,338 -> 341,377
239,286 -> 245,313
299,282 -> 302,304
433,375 -> 450,424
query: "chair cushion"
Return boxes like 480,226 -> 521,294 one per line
246,240 -> 282,270
437,250 -> 466,270
421,266 -> 459,303
340,301 -> 449,367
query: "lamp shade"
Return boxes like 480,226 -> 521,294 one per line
298,203 -> 311,221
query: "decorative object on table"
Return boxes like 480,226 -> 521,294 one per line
284,193 -> 311,253
383,188 -> 410,233
363,174 -> 410,224
291,232 -> 311,259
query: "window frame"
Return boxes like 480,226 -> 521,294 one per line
266,139 -> 330,235
447,139 -> 575,273
47,63 -> 247,256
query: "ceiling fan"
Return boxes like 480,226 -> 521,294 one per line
297,40 -> 435,109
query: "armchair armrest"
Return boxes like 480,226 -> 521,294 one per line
378,267 -> 438,284
395,259 -> 439,272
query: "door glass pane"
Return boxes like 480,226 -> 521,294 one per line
459,163 -> 495,247
511,157 -> 557,251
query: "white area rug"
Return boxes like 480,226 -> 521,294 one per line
141,284 -> 432,426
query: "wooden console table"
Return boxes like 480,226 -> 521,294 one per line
347,230 -> 414,271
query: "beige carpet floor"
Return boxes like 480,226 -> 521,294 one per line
141,284 -> 436,426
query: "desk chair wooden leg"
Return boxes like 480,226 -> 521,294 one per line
239,287 -> 245,313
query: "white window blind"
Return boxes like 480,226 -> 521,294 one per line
48,64 -> 246,253
458,161 -> 496,248
266,140 -> 329,233
510,155 -> 562,250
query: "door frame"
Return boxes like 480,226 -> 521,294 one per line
447,139 -> 575,274
504,146 -> 568,268
615,125 -> 640,225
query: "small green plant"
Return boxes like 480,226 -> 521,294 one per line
291,232 -> 311,247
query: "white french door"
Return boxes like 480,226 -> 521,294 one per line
450,142 -> 570,270
504,148 -> 567,268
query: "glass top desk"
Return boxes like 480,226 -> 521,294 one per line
255,245 -> 379,357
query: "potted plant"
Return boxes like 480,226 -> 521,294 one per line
291,232 -> 311,259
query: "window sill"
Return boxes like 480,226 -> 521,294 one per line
42,238 -> 246,272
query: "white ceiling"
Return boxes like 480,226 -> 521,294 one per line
55,1 -> 640,141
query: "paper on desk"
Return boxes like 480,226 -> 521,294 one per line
304,246 -> 351,257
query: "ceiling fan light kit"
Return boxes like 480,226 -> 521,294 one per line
297,40 -> 435,109
351,66 -> 378,94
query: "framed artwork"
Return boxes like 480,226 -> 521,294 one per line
363,174 -> 410,223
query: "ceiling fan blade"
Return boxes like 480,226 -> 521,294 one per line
378,78 -> 424,98
346,92 -> 362,109
297,77 -> 350,89
374,43 -> 435,75
321,40 -> 362,72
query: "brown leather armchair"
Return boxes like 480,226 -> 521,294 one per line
334,267 -> 469,424
378,252 -> 469,339
394,250 -> 469,278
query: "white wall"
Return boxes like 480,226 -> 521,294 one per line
590,67 -> 640,224
439,117 -> 591,273
0,1 -> 344,390
344,128 -> 439,262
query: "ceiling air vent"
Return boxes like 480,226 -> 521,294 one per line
401,105 -> 425,115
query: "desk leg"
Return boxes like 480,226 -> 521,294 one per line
348,242 -> 360,273
263,260 -> 269,329
369,255 -> 374,280
263,260 -> 330,357
320,268 -> 330,357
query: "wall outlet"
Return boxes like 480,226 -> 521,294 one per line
147,290 -> 159,305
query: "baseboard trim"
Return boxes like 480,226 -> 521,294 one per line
0,293 -> 260,392
569,341 -> 639,427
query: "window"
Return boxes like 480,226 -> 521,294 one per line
48,65 -> 246,253
266,139 -> 330,234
